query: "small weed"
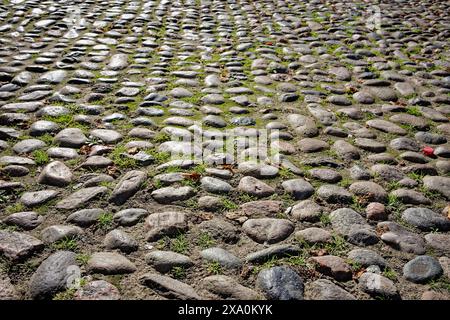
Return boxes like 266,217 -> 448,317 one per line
192,164 -> 206,175
44,114 -> 89,131
335,112 -> 349,122
0,223 -> 18,231
382,268 -> 398,281
153,132 -> 171,143
386,194 -> 404,218
171,233 -> 189,254
320,213 -> 331,226
76,254 -> 90,266
350,196 -> 365,212
278,167 -> 295,179
428,278 -> 450,293
185,198 -> 198,209
155,237 -> 168,250
363,112 -> 376,120
279,193 -> 296,206
221,198 -> 238,211
145,149 -> 170,165
163,165 -> 181,173
238,193 -> 257,203
5,203 -> 25,214
107,275 -> 123,291
99,181 -> 113,188
111,145 -> 137,169
386,181 -> 401,191
285,254 -> 309,268
32,149 -> 49,165
207,261 -> 223,275
53,288 -> 76,300
324,235 -> 349,256
153,179 -> 163,189
1,259 -> 39,275
97,213 -> 114,230
252,256 -> 279,274
429,227 -> 440,234
338,177 -> 352,188
0,190 -> 11,204
367,64 -> 379,74
180,178 -> 199,188
171,266 -> 186,279
66,158 -> 81,167
400,124 -> 416,134
38,133 -> 54,145
407,172 -> 424,183
347,260 -> 363,272
418,186 -> 442,201
197,232 -> 216,249
52,237 -> 78,251
405,106 -> 422,116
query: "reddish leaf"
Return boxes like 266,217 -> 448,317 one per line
422,146 -> 434,157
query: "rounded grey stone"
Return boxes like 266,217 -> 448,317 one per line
257,266 -> 304,300
200,247 -> 242,269
403,256 -> 443,283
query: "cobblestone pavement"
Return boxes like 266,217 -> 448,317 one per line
0,0 -> 449,300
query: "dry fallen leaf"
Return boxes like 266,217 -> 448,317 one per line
395,100 -> 407,106
182,172 -> 202,181
221,164 -> 235,173
107,165 -> 120,178
444,204 -> 450,219
376,225 -> 389,236
353,269 -> 366,280
79,145 -> 92,155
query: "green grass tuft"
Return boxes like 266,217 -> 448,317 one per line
197,232 -> 216,249
52,237 -> 78,251
97,213 -> 114,230
32,149 -> 49,165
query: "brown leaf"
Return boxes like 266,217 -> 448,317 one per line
221,164 -> 235,173
190,211 -> 213,224
376,225 -> 388,236
182,172 -> 202,181
353,269 -> 366,280
240,266 -> 252,279
107,165 -> 120,178
445,204 -> 450,219
79,145 -> 92,155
